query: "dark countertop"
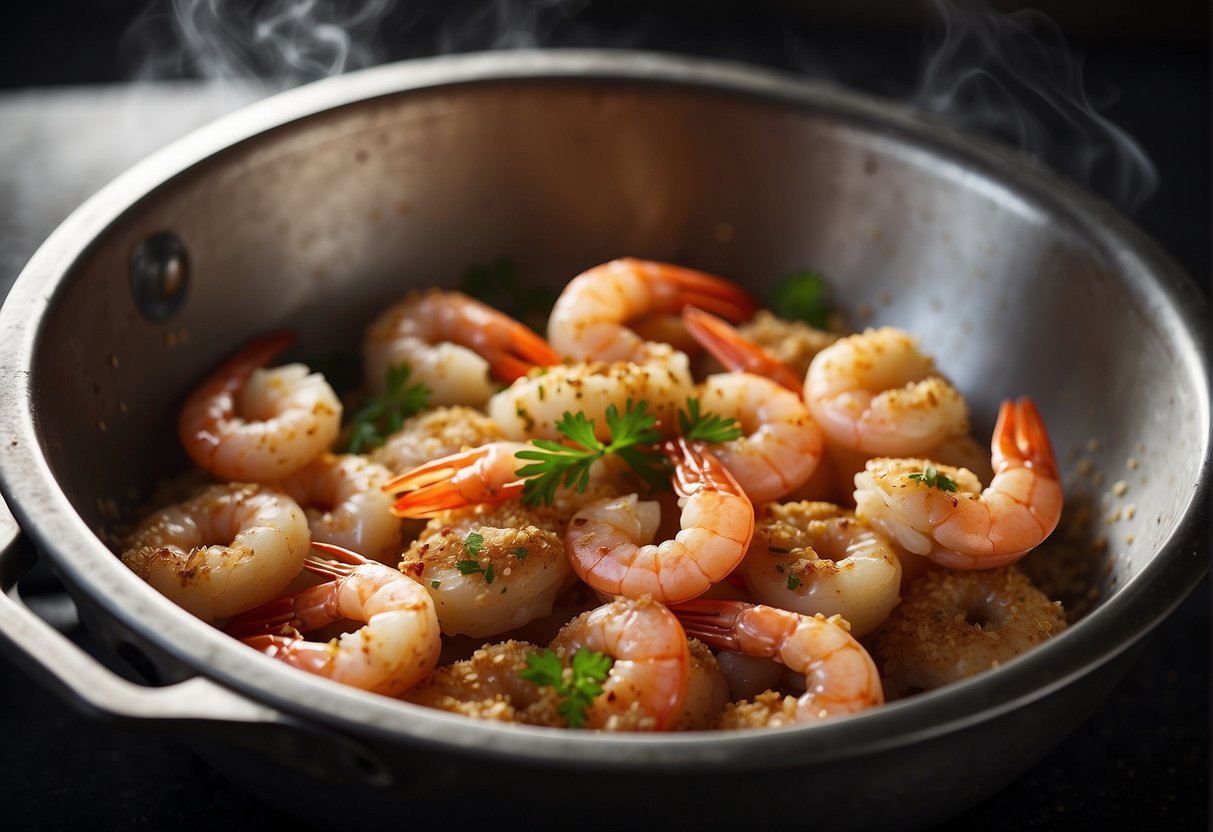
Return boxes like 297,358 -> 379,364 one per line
0,4 -> 1207,829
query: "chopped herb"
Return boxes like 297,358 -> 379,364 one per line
769,269 -> 832,329
340,362 -> 430,454
430,580 -> 441,589
484,562 -> 495,585
458,257 -> 560,334
454,560 -> 484,576
515,399 -> 668,507
518,647 -> 614,729
907,465 -> 959,492
678,397 -> 743,443
511,546 -> 529,559
463,531 -> 485,558
786,574 -> 801,590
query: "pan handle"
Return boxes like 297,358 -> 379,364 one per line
0,497 -> 396,786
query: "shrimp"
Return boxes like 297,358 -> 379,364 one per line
404,640 -> 565,726
363,289 -> 559,407
565,438 -> 754,605
547,258 -> 756,364
548,596 -> 691,731
673,599 -> 884,723
670,638 -> 731,731
692,372 -> 824,505
382,441 -> 533,518
682,305 -> 806,393
853,397 -> 1063,569
398,502 -> 573,638
368,405 -> 506,476
177,332 -> 343,482
867,566 -> 1067,698
733,309 -> 841,381
228,543 -> 441,697
275,453 -> 402,564
740,501 -> 902,637
804,326 -> 970,458
120,483 -> 309,623
487,353 -> 696,442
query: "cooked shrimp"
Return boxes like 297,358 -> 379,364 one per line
692,372 -> 823,505
670,638 -> 731,730
275,453 -> 402,564
853,397 -> 1063,569
565,438 -> 754,605
548,596 -> 691,731
383,441 -> 533,519
734,309 -> 841,381
487,354 -> 696,442
229,543 -> 441,697
120,483 -> 309,623
363,289 -> 559,407
673,599 -> 884,723
741,501 -> 902,637
369,405 -> 505,476
547,258 -> 756,364
398,502 -> 572,638
404,640 -> 564,726
804,326 -> 970,457
178,332 -> 342,482
867,566 -> 1067,698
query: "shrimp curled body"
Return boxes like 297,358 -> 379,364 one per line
565,438 -> 754,605
854,397 -> 1062,569
177,333 -> 342,482
120,483 -> 310,623
231,544 -> 441,697
674,599 -> 884,723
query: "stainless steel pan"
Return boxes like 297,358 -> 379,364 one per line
0,51 -> 1206,831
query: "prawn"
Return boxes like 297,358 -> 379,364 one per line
868,566 -> 1067,698
228,542 -> 441,697
399,502 -> 573,638
368,405 -> 506,476
740,501 -> 902,638
363,289 -> 559,407
673,599 -> 884,723
275,453 -> 402,565
691,372 -> 824,505
564,438 -> 754,605
804,326 -> 970,457
682,305 -> 805,393
382,441 -> 533,518
853,397 -> 1063,569
546,258 -> 756,364
177,332 -> 342,482
120,483 -> 310,623
548,596 -> 691,731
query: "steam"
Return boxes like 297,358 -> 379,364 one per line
910,0 -> 1158,213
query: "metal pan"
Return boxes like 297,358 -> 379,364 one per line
0,51 -> 1206,831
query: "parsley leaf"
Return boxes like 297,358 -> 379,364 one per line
786,574 -> 801,590
518,647 -> 614,729
463,531 -> 485,558
340,362 -> 430,454
769,269 -> 833,329
907,465 -> 959,492
515,400 -> 668,507
678,397 -> 743,443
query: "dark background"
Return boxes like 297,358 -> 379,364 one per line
0,1 -> 1207,829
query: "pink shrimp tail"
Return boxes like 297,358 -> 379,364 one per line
668,599 -> 751,652
632,258 -> 757,323
454,294 -> 561,381
992,397 -> 1059,480
663,437 -> 745,501
382,446 -> 526,518
681,306 -> 804,392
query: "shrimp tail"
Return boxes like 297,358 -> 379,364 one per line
648,260 -> 758,322
224,596 -> 301,639
663,437 -> 745,502
682,306 -> 804,392
996,397 -> 1058,480
382,447 -> 525,518
481,321 -> 561,383
668,599 -> 748,651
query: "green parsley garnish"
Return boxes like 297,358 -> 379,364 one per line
463,531 -> 485,558
786,574 -> 801,590
907,465 -> 959,492
511,546 -> 528,559
515,400 -> 668,507
341,362 -> 430,454
518,647 -> 614,729
454,554 -> 495,585
769,268 -> 832,329
678,396 -> 743,443
430,580 -> 441,589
